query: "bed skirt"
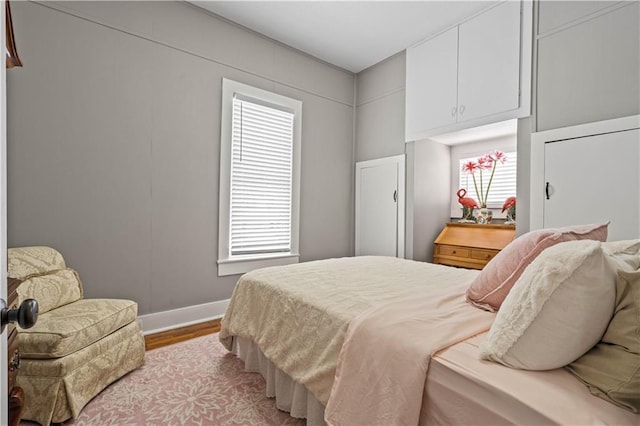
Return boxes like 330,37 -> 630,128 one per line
232,336 -> 328,426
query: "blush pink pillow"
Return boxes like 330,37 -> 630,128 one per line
466,222 -> 608,312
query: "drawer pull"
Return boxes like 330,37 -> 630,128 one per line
9,349 -> 20,372
452,250 -> 457,254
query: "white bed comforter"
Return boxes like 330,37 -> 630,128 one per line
219,256 -> 486,406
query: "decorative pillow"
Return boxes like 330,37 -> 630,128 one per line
8,246 -> 66,280
602,239 -> 640,271
479,239 -> 616,370
466,222 -> 608,312
16,268 -> 84,314
565,269 -> 640,413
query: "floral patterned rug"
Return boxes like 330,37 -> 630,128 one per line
62,333 -> 304,425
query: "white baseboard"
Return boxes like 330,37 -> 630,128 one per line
138,299 -> 229,335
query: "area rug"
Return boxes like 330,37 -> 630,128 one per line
62,333 -> 305,425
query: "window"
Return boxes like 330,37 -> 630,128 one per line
218,79 -> 302,276
458,152 -> 517,209
445,121 -> 518,218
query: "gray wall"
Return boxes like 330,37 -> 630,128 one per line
354,51 -> 451,261
354,51 -> 406,163
515,117 -> 532,236
7,1 -> 355,315
517,0 -> 639,234
535,1 -> 639,132
409,140 -> 451,262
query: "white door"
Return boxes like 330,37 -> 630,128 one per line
1,2 -> 8,422
355,155 -> 405,257
544,129 -> 640,240
457,0 -> 521,122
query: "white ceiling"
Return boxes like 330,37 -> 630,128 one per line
191,1 -> 497,73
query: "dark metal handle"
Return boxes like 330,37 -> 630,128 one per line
9,349 -> 20,372
545,182 -> 550,200
393,190 -> 397,202
1,298 -> 39,333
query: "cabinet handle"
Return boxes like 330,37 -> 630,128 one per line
545,182 -> 550,200
451,107 -> 457,117
393,190 -> 397,202
459,105 -> 466,115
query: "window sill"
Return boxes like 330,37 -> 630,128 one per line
217,253 -> 300,277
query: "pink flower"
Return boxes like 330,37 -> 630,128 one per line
492,150 -> 507,164
477,154 -> 494,170
460,150 -> 508,209
461,161 -> 479,174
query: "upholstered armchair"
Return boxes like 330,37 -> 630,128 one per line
7,246 -> 145,425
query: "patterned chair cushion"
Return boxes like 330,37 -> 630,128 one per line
19,320 -> 143,377
19,298 -> 138,358
17,268 -> 83,314
18,321 -> 145,425
8,246 -> 66,279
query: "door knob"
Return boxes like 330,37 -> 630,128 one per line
1,298 -> 39,333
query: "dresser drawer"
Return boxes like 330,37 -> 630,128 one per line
436,245 -> 470,258
471,248 -> 499,263
433,223 -> 515,270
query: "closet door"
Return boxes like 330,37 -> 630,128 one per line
355,155 -> 405,257
544,129 -> 640,240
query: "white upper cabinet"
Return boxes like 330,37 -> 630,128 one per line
457,1 -> 521,122
405,0 -> 531,141
405,27 -> 458,132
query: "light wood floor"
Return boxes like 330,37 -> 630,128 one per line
144,318 -> 221,351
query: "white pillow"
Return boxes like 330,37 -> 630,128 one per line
602,239 -> 640,271
479,239 -> 616,370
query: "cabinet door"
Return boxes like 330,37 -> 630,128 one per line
405,26 -> 458,140
457,1 -> 521,122
544,129 -> 640,240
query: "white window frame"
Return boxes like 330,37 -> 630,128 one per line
450,137 -> 517,218
218,79 -> 302,276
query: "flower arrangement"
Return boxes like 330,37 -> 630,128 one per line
461,150 -> 507,209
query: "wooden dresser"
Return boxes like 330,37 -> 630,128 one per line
433,222 -> 515,270
7,277 -> 24,426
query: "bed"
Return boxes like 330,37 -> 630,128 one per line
219,228 -> 640,425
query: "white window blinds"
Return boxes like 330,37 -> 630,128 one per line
230,95 -> 295,256
458,152 -> 517,208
